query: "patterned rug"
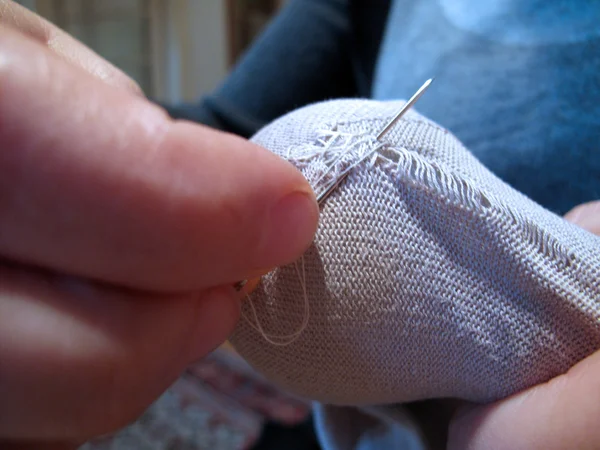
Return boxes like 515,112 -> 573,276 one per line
81,349 -> 312,450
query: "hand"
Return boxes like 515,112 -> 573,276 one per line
448,201 -> 600,450
0,1 -> 318,447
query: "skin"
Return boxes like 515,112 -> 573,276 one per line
1,2 -> 599,448
447,201 -> 600,450
0,1 -> 318,447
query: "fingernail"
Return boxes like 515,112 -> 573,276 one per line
564,208 -> 584,225
259,190 -> 318,267
241,277 -> 262,296
232,268 -> 271,292
564,202 -> 600,235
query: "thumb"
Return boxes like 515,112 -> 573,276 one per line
448,200 -> 600,450
0,27 -> 319,292
448,349 -> 600,450
564,200 -> 600,235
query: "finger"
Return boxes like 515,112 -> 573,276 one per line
0,27 -> 319,292
448,349 -> 600,450
0,262 -> 240,441
564,200 -> 600,236
0,0 -> 141,93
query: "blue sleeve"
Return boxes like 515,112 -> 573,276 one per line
162,0 -> 357,138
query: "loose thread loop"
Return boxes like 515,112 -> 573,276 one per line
242,256 -> 310,346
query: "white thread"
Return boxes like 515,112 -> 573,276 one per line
240,130 -> 383,346
285,130 -> 385,201
242,256 -> 310,346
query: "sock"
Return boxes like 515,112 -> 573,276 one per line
230,98 -> 600,407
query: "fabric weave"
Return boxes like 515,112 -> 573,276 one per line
230,99 -> 600,406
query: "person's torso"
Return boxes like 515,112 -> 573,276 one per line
368,0 -> 600,214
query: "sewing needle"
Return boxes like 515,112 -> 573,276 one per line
234,78 -> 434,292
316,78 -> 434,204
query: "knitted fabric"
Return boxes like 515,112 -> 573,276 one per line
230,99 -> 600,406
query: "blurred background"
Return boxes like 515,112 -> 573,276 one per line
15,0 -> 285,102
12,2 -> 321,449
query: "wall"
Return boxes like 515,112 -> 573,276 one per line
14,0 -> 229,103
149,0 -> 228,103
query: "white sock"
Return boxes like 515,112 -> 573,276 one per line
231,98 -> 600,407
